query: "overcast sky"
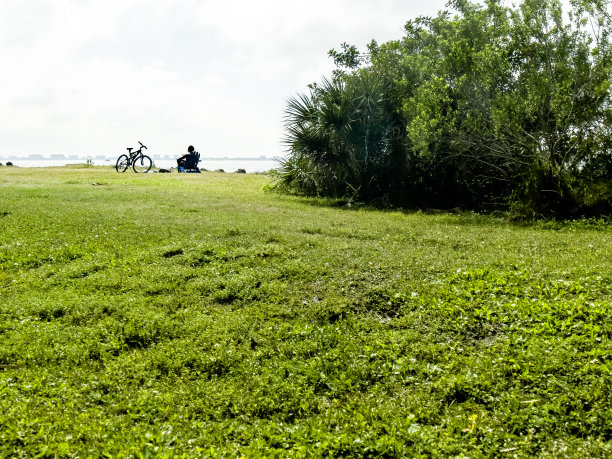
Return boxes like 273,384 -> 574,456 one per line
0,0 -> 450,158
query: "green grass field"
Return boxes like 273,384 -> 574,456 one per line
0,167 -> 610,457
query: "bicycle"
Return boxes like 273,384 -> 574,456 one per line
115,141 -> 153,173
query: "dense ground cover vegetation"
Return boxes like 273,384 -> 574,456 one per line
0,167 -> 610,456
280,0 -> 612,218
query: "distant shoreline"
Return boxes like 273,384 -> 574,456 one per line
0,157 -> 281,173
0,156 -> 280,161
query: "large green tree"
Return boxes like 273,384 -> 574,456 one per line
281,0 -> 611,217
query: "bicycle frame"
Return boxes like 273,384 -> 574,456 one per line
127,141 -> 147,164
116,141 -> 152,173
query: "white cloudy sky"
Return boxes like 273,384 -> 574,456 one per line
0,0 -> 450,158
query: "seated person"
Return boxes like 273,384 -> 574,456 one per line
177,145 -> 198,168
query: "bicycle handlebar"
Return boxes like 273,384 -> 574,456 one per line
138,141 -> 147,149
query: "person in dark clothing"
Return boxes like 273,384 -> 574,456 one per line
177,145 -> 197,168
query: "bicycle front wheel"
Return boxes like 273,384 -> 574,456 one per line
115,155 -> 129,172
133,155 -> 152,173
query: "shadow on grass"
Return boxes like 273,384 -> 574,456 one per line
276,191 -> 511,227
274,190 -> 611,231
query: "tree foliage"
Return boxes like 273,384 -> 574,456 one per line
280,0 -> 611,218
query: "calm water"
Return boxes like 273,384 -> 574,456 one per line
0,157 -> 280,173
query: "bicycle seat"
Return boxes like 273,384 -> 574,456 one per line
127,148 -> 133,152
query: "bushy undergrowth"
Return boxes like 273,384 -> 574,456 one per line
281,0 -> 612,218
0,167 -> 610,456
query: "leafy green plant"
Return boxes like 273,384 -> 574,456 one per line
283,0 -> 612,217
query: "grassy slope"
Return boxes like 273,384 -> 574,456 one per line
0,167 -> 610,457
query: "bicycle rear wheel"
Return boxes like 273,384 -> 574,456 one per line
133,155 -> 152,173
115,154 -> 129,172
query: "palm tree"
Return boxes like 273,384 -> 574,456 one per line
280,72 -> 396,201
